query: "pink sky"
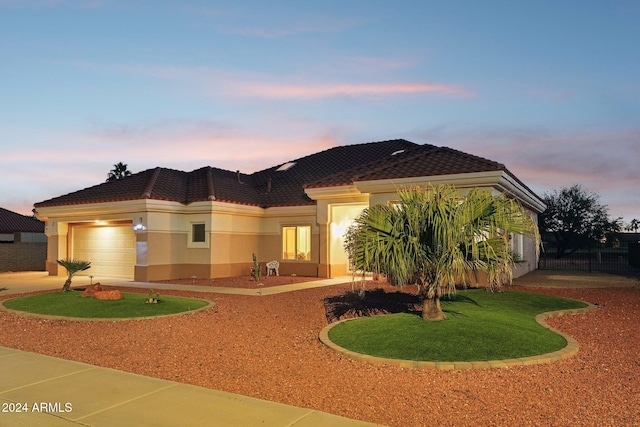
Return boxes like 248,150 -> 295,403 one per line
1,1 -> 638,224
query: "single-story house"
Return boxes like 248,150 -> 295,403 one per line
0,207 -> 47,272
33,139 -> 546,282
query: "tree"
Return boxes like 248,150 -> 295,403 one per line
56,259 -> 91,291
344,185 -> 539,321
106,162 -> 132,182
625,219 -> 640,233
539,185 -> 621,258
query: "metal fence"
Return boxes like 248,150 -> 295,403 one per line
539,246 -> 640,273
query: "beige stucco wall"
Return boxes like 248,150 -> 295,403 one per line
35,172 -> 544,282
308,179 -> 543,281
257,206 -> 320,277
35,199 -> 326,281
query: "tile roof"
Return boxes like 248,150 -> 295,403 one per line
33,167 -> 262,208
305,144 -> 507,188
33,139 -> 534,210
252,139 -> 418,206
0,207 -> 45,233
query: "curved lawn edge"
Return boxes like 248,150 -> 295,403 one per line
319,301 -> 597,370
0,295 -> 214,322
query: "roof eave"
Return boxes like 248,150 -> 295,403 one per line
352,171 -> 507,193
351,170 -> 546,213
496,172 -> 547,213
304,184 -> 363,201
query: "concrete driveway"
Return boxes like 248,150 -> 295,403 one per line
0,271 -> 127,296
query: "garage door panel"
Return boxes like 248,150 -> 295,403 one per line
72,225 -> 135,279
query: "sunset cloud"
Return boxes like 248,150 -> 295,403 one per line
231,82 -> 474,99
416,126 -> 640,219
67,61 -> 471,100
1,117 -> 347,215
4,1 -> 638,227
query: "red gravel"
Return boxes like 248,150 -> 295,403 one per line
1,273 -> 639,427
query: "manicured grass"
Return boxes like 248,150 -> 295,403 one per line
2,291 -> 209,318
327,290 -> 587,361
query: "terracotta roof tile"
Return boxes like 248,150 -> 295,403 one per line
33,139 -> 536,210
253,139 -> 418,207
356,145 -> 506,181
206,168 -> 261,206
0,207 -> 44,233
35,168 -> 161,207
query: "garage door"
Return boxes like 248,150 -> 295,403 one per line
72,224 -> 136,279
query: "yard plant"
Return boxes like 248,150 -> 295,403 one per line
344,185 -> 540,321
328,289 -> 587,361
3,291 -> 209,318
56,259 -> 91,292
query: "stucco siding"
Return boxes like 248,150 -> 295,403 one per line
211,232 -> 260,264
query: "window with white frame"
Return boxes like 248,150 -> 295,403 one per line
282,225 -> 311,261
188,223 -> 209,248
192,223 -> 206,243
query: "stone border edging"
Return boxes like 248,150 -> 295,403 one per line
0,296 -> 213,322
319,301 -> 597,370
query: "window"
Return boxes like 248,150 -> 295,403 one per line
192,223 -> 206,243
508,232 -> 524,259
282,226 -> 311,260
0,233 -> 14,243
276,161 -> 296,171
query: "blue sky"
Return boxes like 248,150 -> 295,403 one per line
2,0 -> 639,221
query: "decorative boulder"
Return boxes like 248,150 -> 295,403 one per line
81,283 -> 103,298
94,290 -> 123,300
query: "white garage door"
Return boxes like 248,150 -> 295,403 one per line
72,224 -> 136,279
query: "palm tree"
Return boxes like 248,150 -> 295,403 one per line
344,185 -> 540,321
106,162 -> 132,182
56,259 -> 91,291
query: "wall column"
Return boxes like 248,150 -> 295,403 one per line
45,221 -> 68,276
317,222 -> 330,278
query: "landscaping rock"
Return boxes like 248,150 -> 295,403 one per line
81,283 -> 103,298
94,290 -> 122,300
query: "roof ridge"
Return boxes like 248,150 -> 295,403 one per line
141,167 -> 162,199
438,146 -> 506,168
206,167 -> 216,200
252,139 -> 418,175
351,143 -> 439,182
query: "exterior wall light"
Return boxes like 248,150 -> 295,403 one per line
133,218 -> 146,231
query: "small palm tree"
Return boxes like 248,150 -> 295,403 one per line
344,185 -> 540,321
106,162 -> 132,182
56,259 -> 91,291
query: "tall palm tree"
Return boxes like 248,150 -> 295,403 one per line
56,259 -> 91,291
106,162 -> 132,182
344,185 -> 540,321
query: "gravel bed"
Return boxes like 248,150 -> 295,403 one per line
1,274 -> 639,427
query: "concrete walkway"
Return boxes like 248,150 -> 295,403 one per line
0,272 -> 382,427
0,271 -> 357,296
0,347 -> 381,427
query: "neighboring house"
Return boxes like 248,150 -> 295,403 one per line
617,232 -> 640,249
34,139 -> 546,282
0,207 -> 47,272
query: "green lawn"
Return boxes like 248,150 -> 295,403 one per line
2,290 -> 209,318
327,290 -> 587,361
